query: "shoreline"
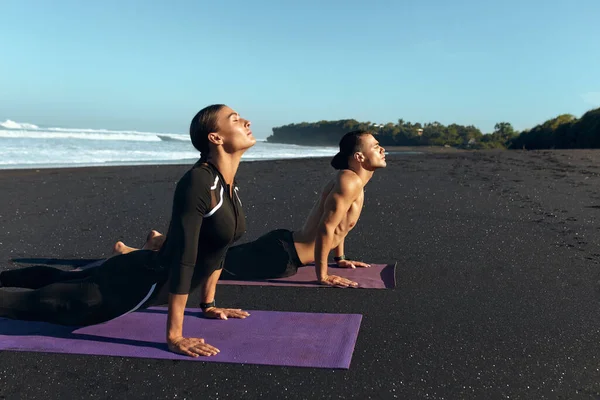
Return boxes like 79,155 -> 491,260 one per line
0,148 -> 427,172
2,146 -> 600,173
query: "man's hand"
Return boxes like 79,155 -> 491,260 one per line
167,336 -> 220,357
318,274 -> 358,288
203,307 -> 250,320
336,259 -> 371,269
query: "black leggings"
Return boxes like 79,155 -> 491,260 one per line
0,250 -> 166,326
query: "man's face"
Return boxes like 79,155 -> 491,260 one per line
358,134 -> 386,170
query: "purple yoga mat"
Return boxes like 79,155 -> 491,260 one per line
0,308 -> 362,369
220,263 -> 396,289
78,260 -> 397,289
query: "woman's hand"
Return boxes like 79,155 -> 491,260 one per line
167,336 -> 220,357
203,307 -> 250,320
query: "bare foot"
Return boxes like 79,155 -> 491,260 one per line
145,229 -> 162,243
112,241 -> 138,256
142,230 -> 165,251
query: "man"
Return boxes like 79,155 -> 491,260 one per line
114,130 -> 387,288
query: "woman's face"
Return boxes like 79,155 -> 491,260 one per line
213,106 -> 256,153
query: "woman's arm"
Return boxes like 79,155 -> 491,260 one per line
166,293 -> 220,357
199,268 -> 250,320
164,169 -> 216,356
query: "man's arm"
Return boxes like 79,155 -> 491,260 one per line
332,236 -> 371,269
314,173 -> 362,287
332,239 -> 345,259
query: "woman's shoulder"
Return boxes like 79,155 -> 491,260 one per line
190,161 -> 214,176
178,162 -> 217,189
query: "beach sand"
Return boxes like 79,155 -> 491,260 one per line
1,149 -> 599,399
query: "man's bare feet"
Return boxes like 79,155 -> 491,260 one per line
142,230 -> 165,251
112,241 -> 138,256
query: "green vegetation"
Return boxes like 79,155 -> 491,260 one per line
266,107 -> 600,150
508,108 -> 599,149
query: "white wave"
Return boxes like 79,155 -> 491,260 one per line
0,134 -> 340,170
43,126 -> 183,136
157,134 -> 189,142
0,148 -> 199,165
0,119 -> 40,130
0,119 -> 183,135
0,130 -> 164,142
0,129 -> 191,142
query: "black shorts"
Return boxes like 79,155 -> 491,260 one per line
221,229 -> 303,280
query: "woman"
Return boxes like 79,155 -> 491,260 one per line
0,104 -> 255,358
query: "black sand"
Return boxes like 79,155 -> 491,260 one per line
1,150 -> 600,399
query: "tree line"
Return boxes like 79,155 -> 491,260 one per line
266,107 -> 599,150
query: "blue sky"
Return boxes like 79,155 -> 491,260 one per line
1,0 -> 599,137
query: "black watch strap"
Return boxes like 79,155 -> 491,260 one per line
334,255 -> 346,262
200,300 -> 216,310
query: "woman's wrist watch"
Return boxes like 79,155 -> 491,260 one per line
200,300 -> 216,310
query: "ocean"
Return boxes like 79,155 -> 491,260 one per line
0,119 -> 340,170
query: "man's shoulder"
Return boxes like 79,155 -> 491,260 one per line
336,169 -> 362,185
334,170 -> 363,194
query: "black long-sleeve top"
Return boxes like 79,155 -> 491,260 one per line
157,161 -> 246,294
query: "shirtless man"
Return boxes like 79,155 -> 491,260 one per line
114,130 -> 386,288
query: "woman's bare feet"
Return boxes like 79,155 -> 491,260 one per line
112,241 -> 138,256
142,230 -> 165,251
110,230 -> 164,258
